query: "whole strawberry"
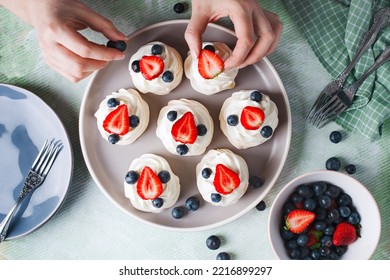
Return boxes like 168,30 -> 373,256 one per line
333,222 -> 357,246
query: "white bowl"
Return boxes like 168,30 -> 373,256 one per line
268,170 -> 381,260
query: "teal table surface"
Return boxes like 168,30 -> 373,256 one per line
0,0 -> 389,260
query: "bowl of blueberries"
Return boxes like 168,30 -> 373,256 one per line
268,170 -> 381,260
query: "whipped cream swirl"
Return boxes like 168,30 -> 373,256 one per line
156,98 -> 214,156
94,88 -> 149,145
129,41 -> 183,95
196,149 -> 249,206
219,90 -> 279,149
124,154 -> 180,213
184,42 -> 238,95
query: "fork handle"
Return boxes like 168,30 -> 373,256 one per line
348,45 -> 390,93
337,7 -> 390,86
0,184 -> 33,243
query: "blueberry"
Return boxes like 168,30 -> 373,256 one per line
312,181 -> 327,195
315,207 -> 327,221
173,2 -> 186,13
297,184 -> 313,198
162,71 -> 174,83
216,252 -> 231,260
300,246 -> 310,259
280,228 -> 294,240
211,193 -> 222,203
335,246 -> 348,256
325,157 -> 341,171
289,248 -> 301,259
255,200 -> 266,211
107,97 -> 120,108
176,144 -> 189,155
303,198 -> 316,211
347,212 -> 360,224
129,115 -> 140,128
337,193 -> 352,206
345,164 -> 356,174
310,249 -> 321,260
131,60 -> 140,72
151,44 -> 163,55
202,168 -> 212,179
152,198 -> 164,208
158,170 -> 171,183
248,176 -> 264,189
197,124 -> 207,136
185,196 -> 200,211
297,234 -> 309,246
227,115 -> 239,126
203,45 -> 215,52
108,134 -> 120,144
206,235 -> 221,250
286,239 -> 298,249
329,131 -> 342,143
250,90 -> 263,102
314,221 -> 326,232
339,206 -> 351,218
320,235 -> 332,247
289,192 -> 303,204
318,195 -> 332,209
171,207 -> 185,219
328,208 -> 340,220
325,184 -> 340,198
260,126 -> 273,138
283,202 -> 295,215
167,110 -> 177,121
319,246 -> 331,257
324,225 -> 334,235
107,40 -> 127,52
125,170 -> 139,184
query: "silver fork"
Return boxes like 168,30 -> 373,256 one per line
0,138 -> 63,242
306,7 -> 390,122
311,45 -> 390,128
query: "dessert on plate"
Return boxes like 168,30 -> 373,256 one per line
124,154 -> 180,213
156,98 -> 214,156
94,88 -> 149,145
129,41 -> 183,95
196,149 -> 249,206
219,89 -> 279,149
184,42 -> 238,95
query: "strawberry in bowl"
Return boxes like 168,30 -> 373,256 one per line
196,149 -> 249,206
184,42 -> 238,95
219,89 -> 279,149
129,41 -> 183,95
156,99 -> 214,156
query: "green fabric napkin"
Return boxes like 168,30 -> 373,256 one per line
283,0 -> 390,141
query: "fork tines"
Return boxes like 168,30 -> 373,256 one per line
32,139 -> 63,176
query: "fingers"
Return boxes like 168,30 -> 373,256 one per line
41,42 -> 109,83
184,12 -> 209,60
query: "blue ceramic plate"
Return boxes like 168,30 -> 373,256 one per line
0,84 -> 73,240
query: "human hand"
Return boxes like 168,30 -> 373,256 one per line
185,0 -> 282,69
1,0 -> 127,82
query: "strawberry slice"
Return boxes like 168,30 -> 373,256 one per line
285,209 -> 315,234
240,106 -> 265,130
213,164 -> 240,195
171,111 -> 198,144
198,49 -> 224,79
103,104 -> 129,135
136,166 -> 163,200
333,222 -> 357,246
140,55 -> 164,80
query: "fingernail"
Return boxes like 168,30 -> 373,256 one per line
114,54 -> 125,60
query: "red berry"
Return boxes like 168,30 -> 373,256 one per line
139,55 -> 164,80
213,164 -> 240,195
285,209 -> 315,234
136,166 -> 163,200
171,112 -> 198,144
103,104 -> 129,135
198,49 -> 224,79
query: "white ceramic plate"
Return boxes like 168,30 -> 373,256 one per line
79,20 -> 291,231
0,83 -> 73,240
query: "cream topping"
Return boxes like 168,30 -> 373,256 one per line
219,90 -> 279,149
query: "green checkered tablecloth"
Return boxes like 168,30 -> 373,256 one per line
284,0 -> 390,141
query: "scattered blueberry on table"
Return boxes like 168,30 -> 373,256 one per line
173,2 -> 186,13
325,157 -> 341,171
255,200 -> 266,211
185,196 -> 200,211
329,131 -> 342,143
171,206 -> 185,219
216,252 -> 231,260
206,235 -> 221,250
345,164 -> 356,174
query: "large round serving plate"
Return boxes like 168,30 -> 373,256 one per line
79,20 -> 291,231
0,83 -> 73,239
